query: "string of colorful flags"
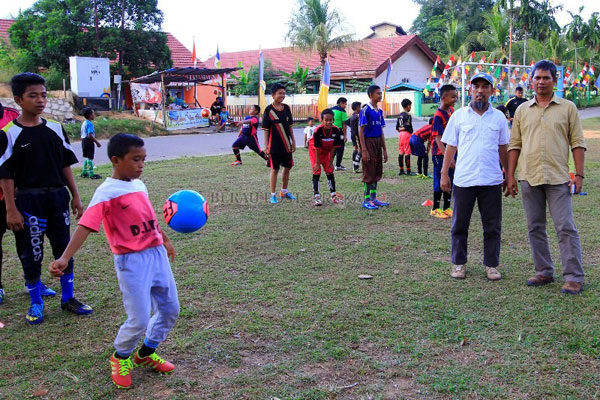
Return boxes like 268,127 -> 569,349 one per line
423,51 -> 597,96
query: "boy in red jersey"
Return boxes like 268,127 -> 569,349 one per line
308,109 -> 344,206
49,134 -> 179,389
409,117 -> 433,178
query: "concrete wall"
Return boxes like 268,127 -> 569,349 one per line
0,97 -> 75,121
373,47 -> 432,87
371,25 -> 398,38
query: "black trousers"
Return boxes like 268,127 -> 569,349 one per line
451,184 -> 502,268
334,145 -> 345,167
14,187 -> 74,284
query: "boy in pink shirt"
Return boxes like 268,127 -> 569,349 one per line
49,133 -> 179,389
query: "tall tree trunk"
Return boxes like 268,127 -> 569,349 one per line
508,0 -> 514,64
523,30 -> 527,65
94,0 -> 99,57
118,0 -> 125,75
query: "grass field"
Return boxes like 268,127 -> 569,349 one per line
0,132 -> 599,399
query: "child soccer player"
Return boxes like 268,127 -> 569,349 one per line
431,84 -> 458,219
349,101 -> 362,173
80,107 -> 102,179
396,98 -> 414,176
304,117 -> 315,148
0,72 -> 90,324
216,106 -> 229,132
0,102 -> 19,304
331,97 -> 348,171
359,85 -> 389,210
409,117 -> 433,178
49,133 -> 180,389
308,109 -> 344,206
231,105 -> 267,165
262,83 -> 297,204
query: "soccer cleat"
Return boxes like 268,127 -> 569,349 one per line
110,353 -> 134,389
280,191 -> 297,200
372,199 -> 389,207
338,165 -> 347,171
430,209 -> 449,219
133,352 -> 175,374
61,297 -> 94,315
269,194 -> 279,204
398,170 -> 405,176
0,288 -> 4,305
26,303 -> 44,325
353,168 -> 361,174
362,200 -> 379,210
444,208 -> 453,218
90,174 -> 102,180
39,282 -> 56,298
314,195 -> 323,206
332,193 -> 344,204
231,160 -> 242,166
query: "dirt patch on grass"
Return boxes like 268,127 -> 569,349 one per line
583,130 -> 600,139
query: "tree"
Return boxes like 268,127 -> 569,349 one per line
581,12 -> 600,65
8,0 -> 171,78
565,7 -> 586,68
286,0 -> 354,73
229,59 -> 279,96
478,9 -> 510,61
410,0 -> 494,53
279,62 -> 313,94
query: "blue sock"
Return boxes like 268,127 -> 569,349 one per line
60,273 -> 74,302
143,337 -> 159,348
26,281 -> 43,305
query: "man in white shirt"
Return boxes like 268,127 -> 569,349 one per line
440,73 -> 510,280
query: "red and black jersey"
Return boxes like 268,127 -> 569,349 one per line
413,124 -> 432,141
431,107 -> 453,156
311,124 -> 343,152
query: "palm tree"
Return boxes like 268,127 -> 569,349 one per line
565,7 -> 586,68
280,62 -> 312,94
479,9 -> 510,61
286,0 -> 354,75
444,17 -> 475,58
495,0 -> 516,63
581,12 -> 600,65
546,31 -> 567,64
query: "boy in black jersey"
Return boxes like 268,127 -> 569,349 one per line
0,73 -> 92,325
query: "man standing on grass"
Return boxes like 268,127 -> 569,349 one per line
506,60 -> 586,295
440,73 -> 510,281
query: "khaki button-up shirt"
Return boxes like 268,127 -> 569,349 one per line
509,94 -> 586,186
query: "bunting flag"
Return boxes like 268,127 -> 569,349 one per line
451,57 -> 461,82
436,55 -> 454,91
382,58 -> 393,114
425,55 -> 440,96
510,68 -> 519,88
191,37 -> 197,68
487,59 -> 496,75
464,51 -> 475,79
474,55 -> 486,75
564,67 -> 571,87
317,58 -> 331,114
258,49 -> 266,114
214,46 -> 221,68
578,63 -> 588,87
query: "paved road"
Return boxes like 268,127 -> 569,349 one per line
74,119 -> 427,166
74,106 -> 600,167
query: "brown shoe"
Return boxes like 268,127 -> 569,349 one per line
561,281 -> 583,295
526,274 -> 555,286
485,266 -> 502,281
451,264 -> 466,279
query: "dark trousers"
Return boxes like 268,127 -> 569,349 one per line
451,184 -> 502,267
334,145 -> 345,167
14,187 -> 74,284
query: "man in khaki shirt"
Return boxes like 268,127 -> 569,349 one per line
506,60 -> 586,295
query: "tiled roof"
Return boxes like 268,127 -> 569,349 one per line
166,33 -> 204,69
0,19 -> 203,69
203,35 -> 441,79
0,19 -> 14,46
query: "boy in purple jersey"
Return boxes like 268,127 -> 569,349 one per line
231,105 -> 267,165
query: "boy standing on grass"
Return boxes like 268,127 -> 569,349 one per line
349,101 -> 362,173
262,83 -> 297,204
80,107 -> 102,179
304,117 -> 315,148
359,85 -> 389,210
409,117 -> 433,178
308,109 -> 344,206
0,72 -> 91,324
396,98 -> 414,175
49,133 -> 180,389
331,97 -> 348,171
431,84 -> 458,219
231,105 -> 267,165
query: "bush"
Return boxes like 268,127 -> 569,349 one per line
42,66 -> 68,91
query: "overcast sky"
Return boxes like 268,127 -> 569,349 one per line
3,0 -> 596,61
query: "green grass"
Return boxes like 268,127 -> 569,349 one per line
1,137 -> 600,399
582,117 -> 600,130
63,116 -> 167,140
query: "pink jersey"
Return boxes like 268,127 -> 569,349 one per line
79,178 -> 163,254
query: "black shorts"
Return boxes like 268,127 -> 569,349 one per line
232,135 -> 261,153
267,152 -> 294,170
82,138 -> 95,160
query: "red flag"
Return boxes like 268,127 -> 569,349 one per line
191,38 -> 197,67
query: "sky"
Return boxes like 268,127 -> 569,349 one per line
2,0 -> 597,61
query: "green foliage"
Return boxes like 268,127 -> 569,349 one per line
229,59 -> 278,96
279,62 -> 313,94
62,115 -> 167,139
7,0 -> 171,79
287,0 -> 355,69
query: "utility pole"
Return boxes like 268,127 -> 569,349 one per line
94,0 -> 99,57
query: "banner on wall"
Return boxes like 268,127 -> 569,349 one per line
166,109 -> 210,130
130,83 -> 162,104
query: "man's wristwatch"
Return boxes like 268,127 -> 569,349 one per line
575,174 -> 585,179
